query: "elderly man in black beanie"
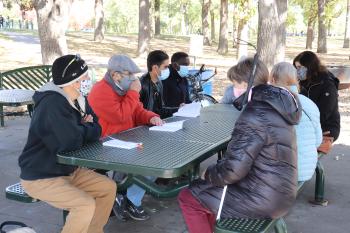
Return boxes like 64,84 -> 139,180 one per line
18,54 -> 116,233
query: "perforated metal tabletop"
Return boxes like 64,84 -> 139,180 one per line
57,104 -> 241,178
0,89 -> 34,105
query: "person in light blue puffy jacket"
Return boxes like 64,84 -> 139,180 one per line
271,62 -> 323,181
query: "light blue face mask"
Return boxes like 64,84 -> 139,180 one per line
289,85 -> 299,93
177,65 -> 189,78
158,68 -> 170,81
116,76 -> 137,91
297,66 -> 307,81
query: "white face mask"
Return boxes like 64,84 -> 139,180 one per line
80,79 -> 93,96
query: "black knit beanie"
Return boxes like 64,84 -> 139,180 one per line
52,54 -> 88,87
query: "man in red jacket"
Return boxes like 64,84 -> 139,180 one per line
88,54 -> 163,221
88,55 -> 162,137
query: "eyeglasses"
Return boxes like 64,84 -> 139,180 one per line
62,54 -> 81,78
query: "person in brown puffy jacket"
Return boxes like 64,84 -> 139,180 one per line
178,58 -> 301,233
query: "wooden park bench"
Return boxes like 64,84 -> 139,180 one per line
0,65 -> 52,127
214,153 -> 326,233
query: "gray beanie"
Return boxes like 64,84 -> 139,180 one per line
108,55 -> 141,73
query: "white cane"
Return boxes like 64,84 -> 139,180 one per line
216,185 -> 227,220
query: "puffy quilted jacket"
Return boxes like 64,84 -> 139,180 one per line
190,84 -> 301,219
295,94 -> 322,181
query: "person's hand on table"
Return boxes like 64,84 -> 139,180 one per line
150,116 -> 164,126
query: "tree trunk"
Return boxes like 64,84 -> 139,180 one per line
94,0 -> 104,42
306,17 -> 315,49
317,0 -> 327,53
232,10 -> 238,48
138,0 -> 151,56
210,9 -> 215,40
236,19 -> 248,60
180,4 -> 187,35
343,0 -> 350,48
257,0 -> 287,68
327,20 -> 331,36
202,0 -> 211,45
149,0 -> 154,37
154,0 -> 160,35
217,0 -> 228,55
184,3 -> 189,34
33,0 -> 72,65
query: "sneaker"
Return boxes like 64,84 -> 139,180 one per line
126,199 -> 150,221
112,195 -> 128,222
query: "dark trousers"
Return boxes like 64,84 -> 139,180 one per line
178,188 -> 216,233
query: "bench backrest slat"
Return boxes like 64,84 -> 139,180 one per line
0,65 -> 52,90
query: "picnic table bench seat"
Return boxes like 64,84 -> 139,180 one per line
5,182 -> 68,222
214,181 -> 306,233
5,182 -> 38,203
0,65 -> 52,126
215,153 -> 326,233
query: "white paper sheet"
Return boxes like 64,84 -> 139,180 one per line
103,138 -> 142,149
173,102 -> 201,117
149,120 -> 185,132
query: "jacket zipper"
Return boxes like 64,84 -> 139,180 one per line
307,82 -> 322,98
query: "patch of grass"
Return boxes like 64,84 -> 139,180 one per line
0,32 -> 11,40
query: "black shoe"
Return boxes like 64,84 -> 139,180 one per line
112,195 -> 128,222
126,199 -> 150,221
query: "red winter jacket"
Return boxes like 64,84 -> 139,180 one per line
88,79 -> 158,137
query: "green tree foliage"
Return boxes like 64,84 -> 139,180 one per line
2,0 -> 33,10
325,0 -> 346,27
291,0 -> 345,30
104,0 -> 139,33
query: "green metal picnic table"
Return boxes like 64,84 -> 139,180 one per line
57,104 -> 241,197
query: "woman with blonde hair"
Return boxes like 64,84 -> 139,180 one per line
270,62 -> 322,181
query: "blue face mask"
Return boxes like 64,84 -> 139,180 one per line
158,68 -> 170,81
177,65 -> 189,78
297,67 -> 307,81
289,85 -> 299,93
118,76 -> 136,91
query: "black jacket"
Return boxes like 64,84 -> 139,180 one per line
18,83 -> 101,180
190,85 -> 301,219
140,73 -> 177,119
161,65 -> 191,107
299,71 -> 340,140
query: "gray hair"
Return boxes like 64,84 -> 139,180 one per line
271,62 -> 298,87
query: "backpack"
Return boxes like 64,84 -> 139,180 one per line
0,221 -> 36,233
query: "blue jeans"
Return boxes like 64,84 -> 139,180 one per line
127,176 -> 156,207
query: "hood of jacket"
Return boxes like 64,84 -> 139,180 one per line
251,84 -> 301,125
33,81 -> 86,114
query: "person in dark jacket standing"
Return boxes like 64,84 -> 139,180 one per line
178,58 -> 301,233
19,55 -> 116,233
140,50 -> 178,118
293,51 -> 340,152
162,52 -> 192,107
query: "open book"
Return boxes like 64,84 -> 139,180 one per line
173,102 -> 201,117
149,120 -> 186,132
